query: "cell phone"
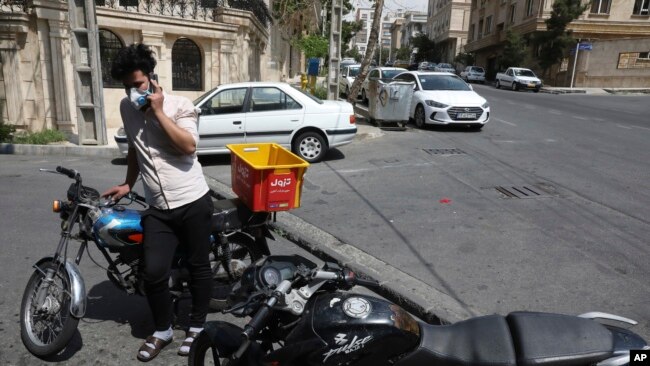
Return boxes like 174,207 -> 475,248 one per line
148,73 -> 158,94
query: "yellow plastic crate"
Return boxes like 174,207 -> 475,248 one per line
227,143 -> 309,212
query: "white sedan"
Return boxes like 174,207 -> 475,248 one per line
115,82 -> 357,163
393,71 -> 490,130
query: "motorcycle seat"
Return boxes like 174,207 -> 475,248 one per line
507,312 -> 614,366
395,314 -> 517,366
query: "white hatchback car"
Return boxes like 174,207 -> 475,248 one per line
114,82 -> 357,163
393,71 -> 490,130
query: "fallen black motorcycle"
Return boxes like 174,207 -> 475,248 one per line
20,166 -> 273,358
189,254 -> 648,366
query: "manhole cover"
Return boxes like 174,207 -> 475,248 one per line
494,185 -> 551,199
422,148 -> 466,155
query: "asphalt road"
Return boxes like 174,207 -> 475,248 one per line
203,86 -> 650,339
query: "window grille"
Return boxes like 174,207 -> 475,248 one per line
590,0 -> 611,14
633,0 -> 649,15
526,0 -> 535,16
172,38 -> 202,91
98,29 -> 124,88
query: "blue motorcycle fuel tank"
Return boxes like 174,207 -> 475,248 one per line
265,292 -> 421,366
92,207 -> 143,248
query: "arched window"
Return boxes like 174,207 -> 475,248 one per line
98,29 -> 124,88
172,38 -> 202,91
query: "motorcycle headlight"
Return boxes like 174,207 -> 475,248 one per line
482,102 -> 490,109
261,267 -> 281,287
425,100 -> 448,109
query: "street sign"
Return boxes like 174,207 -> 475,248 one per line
578,42 -> 592,51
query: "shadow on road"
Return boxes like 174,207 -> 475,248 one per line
111,157 -> 128,165
83,281 -> 153,338
37,330 -> 83,362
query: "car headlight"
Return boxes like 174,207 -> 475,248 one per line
425,100 -> 449,108
482,102 -> 489,109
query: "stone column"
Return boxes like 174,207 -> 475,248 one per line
210,38 -> 221,88
47,19 -> 75,133
219,39 -> 234,84
0,13 -> 29,128
141,31 -> 166,83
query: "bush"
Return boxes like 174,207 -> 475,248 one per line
0,121 -> 16,143
12,129 -> 67,145
312,86 -> 328,100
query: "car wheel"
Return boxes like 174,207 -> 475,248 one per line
414,105 -> 426,129
361,89 -> 367,104
495,80 -> 501,89
293,131 -> 327,163
533,87 -> 540,93
511,82 -> 518,91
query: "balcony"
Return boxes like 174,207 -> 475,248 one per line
464,33 -> 499,52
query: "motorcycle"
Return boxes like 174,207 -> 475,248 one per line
20,166 -> 273,358
189,254 -> 649,366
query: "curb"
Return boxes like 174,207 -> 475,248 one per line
0,143 -> 122,158
204,175 -> 476,325
540,88 -> 587,95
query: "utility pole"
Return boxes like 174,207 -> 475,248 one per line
66,0 -> 107,144
327,0 -> 344,100
570,39 -> 580,89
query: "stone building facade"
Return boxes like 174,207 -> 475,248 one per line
1,0 -> 274,142
427,0 -> 472,63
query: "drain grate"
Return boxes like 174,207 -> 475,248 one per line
423,148 -> 466,155
494,185 -> 550,199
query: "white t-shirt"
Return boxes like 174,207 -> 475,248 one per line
120,92 -> 209,210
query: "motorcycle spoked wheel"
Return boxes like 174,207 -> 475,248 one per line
20,260 -> 80,358
209,232 -> 264,310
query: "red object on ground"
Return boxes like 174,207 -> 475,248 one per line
439,198 -> 452,204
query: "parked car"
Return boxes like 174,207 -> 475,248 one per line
384,60 -> 395,67
340,58 -> 358,72
495,67 -> 543,92
418,61 -> 431,70
114,82 -> 357,163
393,71 -> 490,130
460,66 -> 486,84
339,64 -> 361,98
434,63 -> 456,74
360,67 -> 407,103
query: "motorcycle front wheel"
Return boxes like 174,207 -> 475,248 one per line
20,260 -> 79,358
188,331 -> 222,366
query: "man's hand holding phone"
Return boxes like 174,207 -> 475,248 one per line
146,74 -> 164,115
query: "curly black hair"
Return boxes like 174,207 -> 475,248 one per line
110,43 -> 157,81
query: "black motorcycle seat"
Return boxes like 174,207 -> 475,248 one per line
211,198 -> 269,232
507,312 -> 614,366
395,315 -> 517,366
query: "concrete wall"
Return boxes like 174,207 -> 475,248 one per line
578,37 -> 650,87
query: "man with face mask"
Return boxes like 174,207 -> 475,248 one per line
102,43 -> 212,362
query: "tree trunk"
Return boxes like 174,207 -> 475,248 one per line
347,0 -> 383,103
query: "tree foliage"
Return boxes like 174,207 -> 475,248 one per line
411,34 -> 439,63
342,20 -> 363,57
454,52 -> 476,67
535,0 -> 587,74
393,46 -> 411,61
293,34 -> 329,58
499,30 -> 527,70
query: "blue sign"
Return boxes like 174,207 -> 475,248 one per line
578,42 -> 592,51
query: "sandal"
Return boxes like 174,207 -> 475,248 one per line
178,330 -> 201,356
137,335 -> 173,362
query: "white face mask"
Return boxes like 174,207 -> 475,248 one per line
129,87 -> 151,110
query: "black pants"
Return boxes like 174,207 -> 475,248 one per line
141,192 -> 213,330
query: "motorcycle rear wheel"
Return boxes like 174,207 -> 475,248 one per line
209,232 -> 264,310
20,261 -> 80,358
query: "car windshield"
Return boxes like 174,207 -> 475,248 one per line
348,67 -> 361,77
382,70 -> 403,79
193,87 -> 218,105
438,63 -> 452,68
515,69 -> 536,77
472,67 -> 484,73
418,75 -> 470,91
292,87 -> 324,104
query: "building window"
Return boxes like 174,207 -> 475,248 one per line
172,38 -> 202,91
525,0 -> 534,16
509,4 -> 517,24
485,16 -> 493,34
590,0 -> 611,13
469,24 -> 475,41
617,52 -> 650,68
633,0 -> 649,14
478,18 -> 484,38
471,0 -> 477,9
98,29 -> 124,88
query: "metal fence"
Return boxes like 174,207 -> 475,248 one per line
96,0 -> 225,21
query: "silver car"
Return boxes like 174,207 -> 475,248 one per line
460,66 -> 486,84
434,63 -> 456,74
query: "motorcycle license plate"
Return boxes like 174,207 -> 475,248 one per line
457,113 -> 476,119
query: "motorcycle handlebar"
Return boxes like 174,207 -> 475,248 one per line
56,166 -> 78,179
